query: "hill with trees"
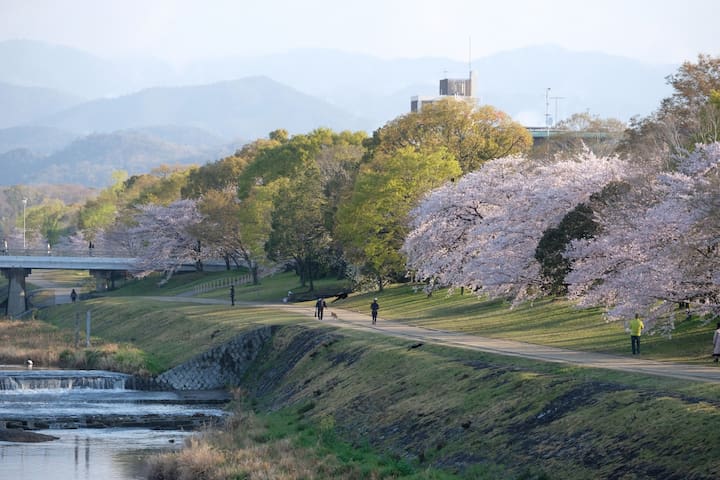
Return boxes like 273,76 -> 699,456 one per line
0,125 -> 79,155
0,130 -> 231,187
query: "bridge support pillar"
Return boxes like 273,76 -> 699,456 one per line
90,270 -> 111,292
2,268 -> 31,318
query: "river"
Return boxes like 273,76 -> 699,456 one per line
0,368 -> 228,480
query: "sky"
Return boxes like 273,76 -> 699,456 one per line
1,0 -> 718,67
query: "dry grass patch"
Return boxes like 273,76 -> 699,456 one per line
0,318 -> 150,373
146,410 -> 372,480
0,319 -> 72,366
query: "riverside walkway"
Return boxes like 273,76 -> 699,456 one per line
144,295 -> 720,384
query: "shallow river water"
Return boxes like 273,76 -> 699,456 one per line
0,369 -> 228,480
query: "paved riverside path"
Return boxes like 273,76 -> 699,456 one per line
143,296 -> 720,384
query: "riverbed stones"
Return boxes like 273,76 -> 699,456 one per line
0,429 -> 59,443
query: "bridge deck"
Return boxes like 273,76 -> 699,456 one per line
0,255 -> 137,271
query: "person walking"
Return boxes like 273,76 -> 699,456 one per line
713,322 -> 720,363
315,297 -> 327,320
230,285 -> 235,306
371,298 -> 379,325
629,313 -> 645,355
70,289 -> 77,303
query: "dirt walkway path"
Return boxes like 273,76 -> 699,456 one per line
142,296 -> 720,384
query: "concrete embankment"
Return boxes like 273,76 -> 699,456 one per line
153,325 -> 277,390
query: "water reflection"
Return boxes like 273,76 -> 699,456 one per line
0,369 -> 227,479
1,428 -> 191,480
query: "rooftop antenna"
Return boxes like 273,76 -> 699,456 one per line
468,36 -> 472,78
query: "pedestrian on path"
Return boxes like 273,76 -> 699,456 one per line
315,297 -> 327,320
371,298 -> 379,325
230,285 -> 235,306
713,322 -> 720,363
70,289 -> 77,303
630,313 -> 645,355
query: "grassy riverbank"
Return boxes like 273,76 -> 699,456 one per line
8,270 -> 720,478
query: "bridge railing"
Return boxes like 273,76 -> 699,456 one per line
1,247 -> 134,258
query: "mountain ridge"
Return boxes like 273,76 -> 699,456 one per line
0,40 -> 683,186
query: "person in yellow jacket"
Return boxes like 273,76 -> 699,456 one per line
629,313 -> 645,355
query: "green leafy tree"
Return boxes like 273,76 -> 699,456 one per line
79,167 -> 190,246
620,54 -> 720,160
182,150 -> 255,199
538,112 -> 626,158
236,130 -> 328,199
265,169 -> 329,290
336,146 -> 462,291
133,165 -> 190,206
24,199 -> 75,247
367,99 -> 532,173
78,171 -> 128,242
193,188 -> 269,284
238,129 -> 365,285
534,203 -> 597,294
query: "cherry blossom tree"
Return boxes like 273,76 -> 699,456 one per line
566,142 -> 720,333
129,199 -> 206,278
402,151 -> 629,303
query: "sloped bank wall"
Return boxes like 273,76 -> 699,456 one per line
155,325 -> 277,390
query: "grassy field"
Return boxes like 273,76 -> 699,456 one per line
8,270 -> 720,478
35,269 -> 719,367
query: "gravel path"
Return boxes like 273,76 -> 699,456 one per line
144,295 -> 720,384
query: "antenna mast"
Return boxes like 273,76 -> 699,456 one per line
468,36 -> 472,77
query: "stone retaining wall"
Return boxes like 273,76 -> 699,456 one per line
156,325 -> 277,390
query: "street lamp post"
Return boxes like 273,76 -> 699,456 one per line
22,198 -> 27,250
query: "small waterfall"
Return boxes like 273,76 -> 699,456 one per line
0,370 -> 130,391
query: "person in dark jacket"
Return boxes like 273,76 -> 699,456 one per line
315,297 -> 327,319
371,298 -> 379,325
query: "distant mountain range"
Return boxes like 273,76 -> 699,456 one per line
0,82 -> 82,129
34,76 -> 370,139
0,39 -> 680,187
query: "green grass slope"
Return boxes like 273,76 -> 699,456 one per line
30,271 -> 720,478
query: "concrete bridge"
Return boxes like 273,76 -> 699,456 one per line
526,127 -> 613,140
1,252 -> 137,318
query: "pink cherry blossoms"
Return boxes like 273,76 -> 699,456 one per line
566,143 -> 720,332
403,150 -> 629,303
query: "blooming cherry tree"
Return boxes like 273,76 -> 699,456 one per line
403,151 -> 629,303
566,143 -> 720,331
129,199 -> 206,278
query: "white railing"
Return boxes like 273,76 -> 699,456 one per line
192,274 -> 254,295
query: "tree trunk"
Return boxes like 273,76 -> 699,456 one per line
306,255 -> 315,292
296,257 -> 307,287
251,264 -> 259,285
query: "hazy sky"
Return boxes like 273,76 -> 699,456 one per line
1,0 -> 718,66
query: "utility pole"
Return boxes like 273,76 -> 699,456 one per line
545,88 -> 551,160
22,198 -> 27,250
545,88 -> 552,130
